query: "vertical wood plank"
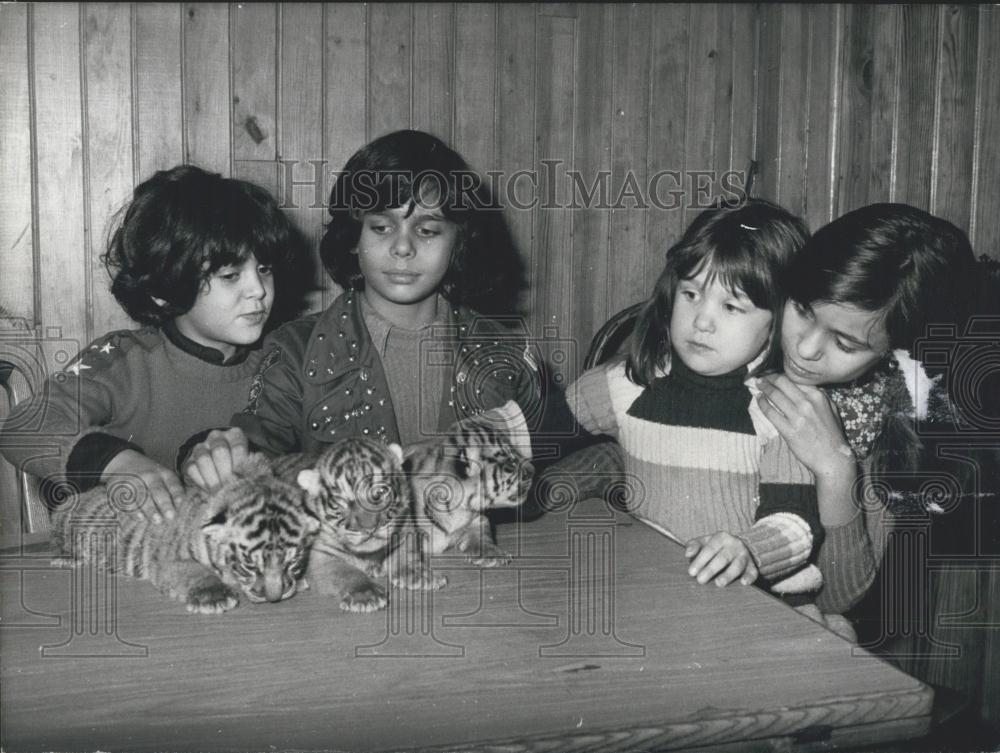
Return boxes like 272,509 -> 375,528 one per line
894,5 -> 939,209
777,4 -> 809,216
533,12 -> 575,358
683,3 -> 717,227
232,2 -> 277,195
134,3 -> 183,179
646,4 -> 688,297
368,4 -> 411,138
972,6 -> 1000,260
495,4 -> 535,315
453,3 -> 496,174
569,3 -> 613,367
82,2 -> 135,336
322,2 -> 367,307
755,4 -> 780,203
803,4 -> 839,230
279,2 -> 325,314
411,3 -> 453,141
0,3 -> 35,322
727,4 -> 757,196
609,4 -> 650,312
232,2 -> 277,164
33,3 -> 88,349
183,3 -> 230,175
932,5 -> 977,233
836,4 -> 875,215
868,4 -> 899,203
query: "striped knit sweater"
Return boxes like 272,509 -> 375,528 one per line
566,356 -> 824,590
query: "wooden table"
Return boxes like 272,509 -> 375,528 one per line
0,498 -> 931,752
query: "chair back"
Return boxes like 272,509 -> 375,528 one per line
0,341 -> 51,535
583,302 -> 643,370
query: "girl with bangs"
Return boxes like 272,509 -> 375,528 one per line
0,165 -> 312,523
753,203 -> 978,614
181,130 -> 536,488
564,199 -> 834,604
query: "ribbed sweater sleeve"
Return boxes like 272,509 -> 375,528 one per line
564,365 -> 621,438
815,510 -> 884,613
738,512 -> 815,580
733,434 -> 823,580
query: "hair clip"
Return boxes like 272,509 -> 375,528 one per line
739,223 -> 759,231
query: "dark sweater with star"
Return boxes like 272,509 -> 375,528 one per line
0,323 -> 262,493
566,356 -> 824,584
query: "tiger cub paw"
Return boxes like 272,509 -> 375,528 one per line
392,565 -> 447,592
466,540 -> 512,568
186,580 -> 240,614
339,581 -> 388,613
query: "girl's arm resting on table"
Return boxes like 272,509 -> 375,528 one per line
0,351 -> 183,521
814,511 -> 878,613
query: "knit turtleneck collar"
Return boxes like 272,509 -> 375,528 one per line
666,351 -> 748,392
162,320 -> 253,366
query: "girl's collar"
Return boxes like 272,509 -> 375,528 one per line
162,320 -> 252,366
664,351 -> 748,391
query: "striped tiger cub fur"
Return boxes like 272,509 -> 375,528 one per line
277,437 -> 446,613
404,412 -> 535,567
50,455 -> 321,614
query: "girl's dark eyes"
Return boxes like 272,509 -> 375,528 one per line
258,264 -> 273,276
724,303 -> 746,314
835,339 -> 860,354
679,289 -> 698,301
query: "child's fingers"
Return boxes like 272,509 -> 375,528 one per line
684,536 -> 708,560
686,536 -> 721,576
694,550 -> 733,584
755,394 -> 792,434
160,473 -> 184,519
187,449 -> 222,491
208,444 -> 234,485
220,427 -> 250,467
713,554 -> 750,587
739,560 -> 759,585
147,481 -> 175,525
163,471 -> 185,501
757,383 -> 798,420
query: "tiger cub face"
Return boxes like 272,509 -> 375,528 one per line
406,420 -> 535,515
296,437 -> 410,553
200,466 -> 323,604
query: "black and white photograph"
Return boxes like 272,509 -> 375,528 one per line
1,3 -> 999,752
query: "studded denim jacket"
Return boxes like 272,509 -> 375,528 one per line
232,290 -> 540,456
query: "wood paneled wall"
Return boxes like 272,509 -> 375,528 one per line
2,3 -> 999,375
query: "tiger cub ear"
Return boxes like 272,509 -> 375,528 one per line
387,443 -> 404,464
297,469 -> 323,497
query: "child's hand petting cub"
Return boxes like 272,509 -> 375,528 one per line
684,532 -> 758,587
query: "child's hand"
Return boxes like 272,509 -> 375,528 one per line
181,427 -> 250,492
101,450 -> 183,524
684,532 -> 759,587
755,374 -> 854,479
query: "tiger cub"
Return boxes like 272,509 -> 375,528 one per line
50,455 -> 321,614
404,412 -> 535,566
276,437 -> 446,613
